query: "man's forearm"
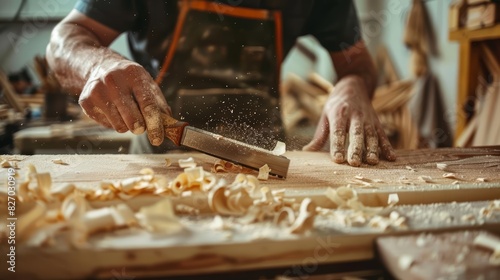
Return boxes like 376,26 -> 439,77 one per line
46,22 -> 122,95
329,41 -> 378,99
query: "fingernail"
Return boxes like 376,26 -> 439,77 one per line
366,152 -> 379,164
388,150 -> 397,161
152,138 -> 162,146
349,154 -> 361,166
334,152 -> 344,163
132,122 -> 145,134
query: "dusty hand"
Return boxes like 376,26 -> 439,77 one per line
303,76 -> 396,166
79,59 -> 171,146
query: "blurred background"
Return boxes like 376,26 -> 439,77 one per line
0,0 -> 499,155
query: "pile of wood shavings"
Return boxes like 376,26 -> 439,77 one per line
4,158 -> 317,248
317,186 -> 407,232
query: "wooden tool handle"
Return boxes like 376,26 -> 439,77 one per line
162,113 -> 189,146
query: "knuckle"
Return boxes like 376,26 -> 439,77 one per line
332,129 -> 345,139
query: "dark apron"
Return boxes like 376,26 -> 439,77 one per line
133,0 -> 285,153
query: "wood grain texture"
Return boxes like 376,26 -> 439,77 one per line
1,147 -> 500,279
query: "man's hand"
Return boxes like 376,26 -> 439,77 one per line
46,10 -> 170,146
303,76 -> 396,166
80,59 -> 169,146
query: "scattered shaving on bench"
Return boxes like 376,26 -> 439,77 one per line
323,186 -> 406,232
178,157 -> 196,168
52,159 -> 68,165
473,233 -> 500,265
257,164 -> 271,180
418,175 -> 433,183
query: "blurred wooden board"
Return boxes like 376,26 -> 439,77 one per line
13,125 -> 133,154
3,147 -> 500,206
1,147 -> 500,279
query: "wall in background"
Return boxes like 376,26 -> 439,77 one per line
355,0 -> 460,131
0,0 -> 130,83
1,0 -> 460,132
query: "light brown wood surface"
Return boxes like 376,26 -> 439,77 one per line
1,147 -> 500,279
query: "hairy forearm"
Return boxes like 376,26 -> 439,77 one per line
330,41 -> 378,99
46,23 -> 123,95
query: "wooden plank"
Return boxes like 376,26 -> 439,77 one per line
1,148 -> 500,279
465,3 -> 499,30
449,23 -> 500,41
13,126 -> 133,155
10,200 -> 500,280
455,42 -> 481,143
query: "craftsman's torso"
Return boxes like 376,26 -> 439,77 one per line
75,0 -> 360,151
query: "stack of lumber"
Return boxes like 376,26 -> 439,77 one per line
457,43 -> 500,146
0,69 -> 25,113
373,47 -> 420,150
450,0 -> 500,31
372,80 -> 420,149
281,72 -> 330,133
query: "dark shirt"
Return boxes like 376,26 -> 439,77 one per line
75,0 -> 360,77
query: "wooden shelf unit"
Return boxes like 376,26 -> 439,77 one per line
449,24 -> 500,144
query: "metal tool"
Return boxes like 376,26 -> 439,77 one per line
163,113 -> 290,178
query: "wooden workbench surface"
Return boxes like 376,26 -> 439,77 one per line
1,147 -> 500,279
3,147 -> 500,205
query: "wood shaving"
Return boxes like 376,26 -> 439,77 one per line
1,160 -> 12,168
273,207 -> 296,226
136,198 -> 182,233
272,141 -> 286,156
184,166 -> 204,183
18,201 -> 48,241
50,184 -> 75,199
210,215 -> 231,231
398,176 -> 411,185
398,255 -> 414,270
405,166 -> 416,172
288,198 -> 316,234
418,175 -> 433,183
211,159 -> 252,174
51,159 -> 68,165
436,163 -> 448,170
387,194 -> 399,206
479,200 -> 500,218
472,233 -> 500,265
257,164 -> 271,180
325,186 -> 356,208
461,214 -> 476,222
208,179 -> 253,216
175,204 -> 200,215
443,173 -> 458,179
178,157 -> 196,168
139,168 -> 154,175
325,186 -> 407,231
348,178 -> 374,188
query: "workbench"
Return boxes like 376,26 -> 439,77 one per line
1,147 -> 500,279
13,125 -> 133,155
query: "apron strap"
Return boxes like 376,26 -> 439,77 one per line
155,0 -> 283,86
